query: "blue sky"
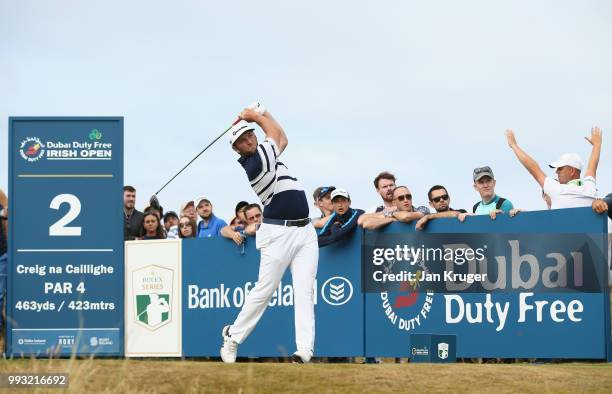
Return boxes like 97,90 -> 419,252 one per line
1,0 -> 610,220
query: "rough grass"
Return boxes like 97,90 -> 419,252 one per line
0,359 -> 611,393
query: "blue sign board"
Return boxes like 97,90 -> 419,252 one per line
182,230 -> 363,357
8,117 -> 124,356
364,208 -> 610,359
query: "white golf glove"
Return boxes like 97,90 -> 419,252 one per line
247,101 -> 266,116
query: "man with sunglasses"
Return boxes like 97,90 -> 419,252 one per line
415,185 -> 467,230
360,186 -> 429,229
391,186 -> 430,221
221,203 -> 265,245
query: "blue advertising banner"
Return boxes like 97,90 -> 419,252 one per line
8,117 -> 124,356
182,230 -> 363,357
364,208 -> 610,358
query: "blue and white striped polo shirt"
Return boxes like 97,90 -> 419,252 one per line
238,138 -> 309,220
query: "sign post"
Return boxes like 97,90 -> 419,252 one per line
8,117 -> 124,356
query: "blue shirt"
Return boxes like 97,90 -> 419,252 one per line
197,214 -> 227,238
238,138 -> 308,220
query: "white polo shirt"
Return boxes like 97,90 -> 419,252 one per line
543,176 -> 597,209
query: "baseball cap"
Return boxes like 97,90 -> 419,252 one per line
229,120 -> 255,146
180,200 -> 194,213
473,166 -> 494,182
331,188 -> 350,201
195,196 -> 211,207
548,153 -> 583,170
163,211 -> 178,222
317,186 -> 336,200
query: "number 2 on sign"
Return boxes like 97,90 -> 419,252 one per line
49,194 -> 82,236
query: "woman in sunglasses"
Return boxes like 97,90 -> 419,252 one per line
178,215 -> 197,239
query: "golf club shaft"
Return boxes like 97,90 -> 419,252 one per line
154,118 -> 240,195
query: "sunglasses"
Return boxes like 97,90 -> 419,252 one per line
179,222 -> 191,228
431,194 -> 449,203
395,194 -> 412,202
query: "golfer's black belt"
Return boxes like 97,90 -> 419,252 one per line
262,218 -> 311,227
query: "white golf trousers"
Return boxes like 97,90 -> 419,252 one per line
229,222 -> 319,353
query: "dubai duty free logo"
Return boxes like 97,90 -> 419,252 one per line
379,257 -> 435,332
321,276 -> 353,306
132,265 -> 174,330
19,137 -> 45,162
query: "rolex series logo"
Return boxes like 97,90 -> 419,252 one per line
133,265 -> 174,330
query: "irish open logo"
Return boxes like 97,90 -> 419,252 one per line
19,137 -> 45,162
133,265 -> 174,330
321,276 -> 353,306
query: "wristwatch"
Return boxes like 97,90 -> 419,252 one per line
383,211 -> 394,218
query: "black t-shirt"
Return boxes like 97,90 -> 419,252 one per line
124,209 -> 144,241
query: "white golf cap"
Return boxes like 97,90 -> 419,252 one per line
194,196 -> 211,207
229,120 -> 255,146
548,153 -> 583,170
331,188 -> 350,200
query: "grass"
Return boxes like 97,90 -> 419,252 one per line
0,359 -> 612,393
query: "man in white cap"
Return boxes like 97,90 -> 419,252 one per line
505,127 -> 602,209
220,103 -> 318,364
317,188 -> 364,247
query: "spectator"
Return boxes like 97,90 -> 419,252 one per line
390,186 -> 430,222
415,185 -> 467,230
163,211 -> 180,239
592,193 -> 612,220
124,185 -> 144,241
372,171 -> 397,213
141,211 -> 165,240
221,203 -> 263,245
234,201 -> 249,226
180,200 -> 197,223
243,203 -> 263,230
359,186 -> 429,230
505,127 -> 601,209
195,196 -> 227,238
0,195 -> 7,333
318,188 -> 364,247
312,186 -> 336,229
458,166 -> 514,222
178,215 -> 197,239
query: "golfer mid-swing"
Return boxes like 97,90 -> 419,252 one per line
220,103 -> 319,363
